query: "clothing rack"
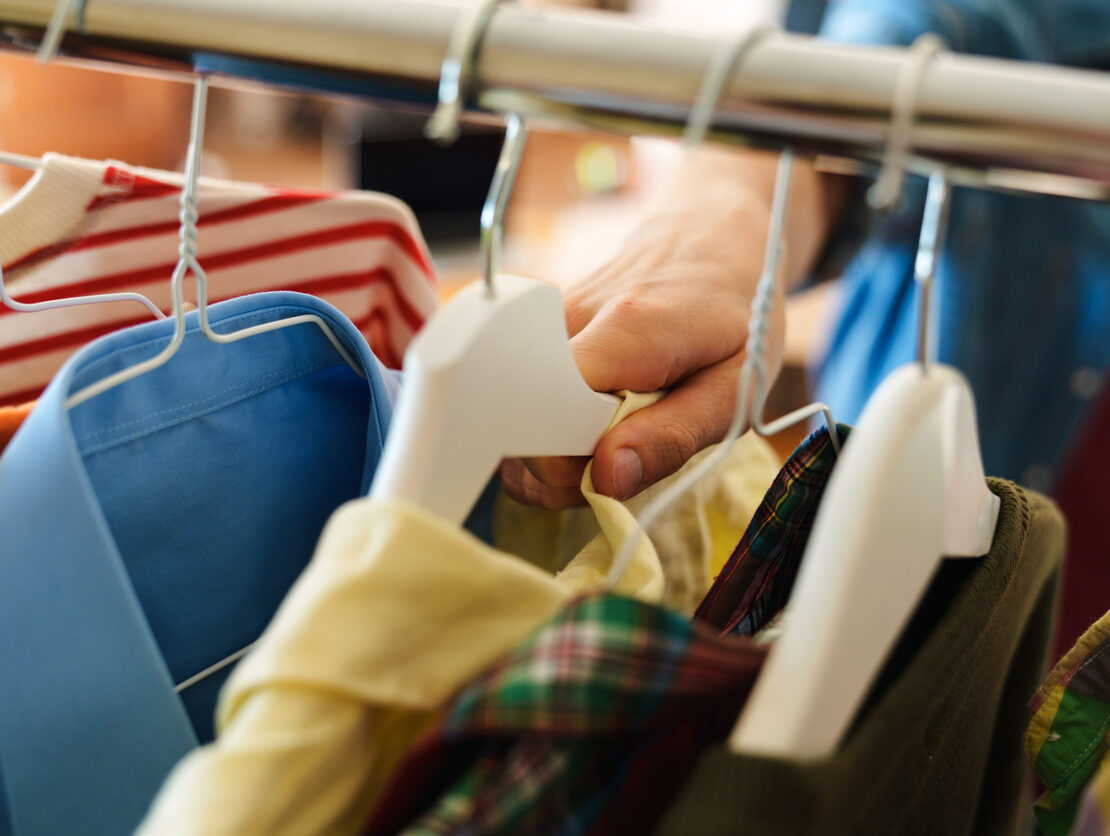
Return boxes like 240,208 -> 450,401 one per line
0,0 -> 1109,200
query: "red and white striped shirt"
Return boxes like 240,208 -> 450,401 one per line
0,152 -> 438,406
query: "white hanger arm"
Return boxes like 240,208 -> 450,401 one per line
370,273 -> 619,525
374,10 -> 622,526
730,364 -> 1000,759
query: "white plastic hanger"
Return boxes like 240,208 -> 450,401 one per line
730,34 -> 1001,760
66,75 -> 363,409
370,0 -> 620,524
607,29 -> 839,588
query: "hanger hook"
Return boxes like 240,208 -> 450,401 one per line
426,0 -> 509,145
479,112 -> 527,298
36,0 -> 88,63
867,33 -> 945,211
679,30 -> 837,453
683,26 -> 774,148
180,76 -> 211,319
607,28 -> 833,593
64,74 -> 208,409
913,170 -> 951,370
737,149 -> 840,453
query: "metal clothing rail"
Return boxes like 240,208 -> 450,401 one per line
1,0 -> 1109,199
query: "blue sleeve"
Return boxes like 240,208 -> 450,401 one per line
818,0 -> 1110,67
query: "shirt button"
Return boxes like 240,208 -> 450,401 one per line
1070,367 -> 1103,400
1022,466 -> 1053,493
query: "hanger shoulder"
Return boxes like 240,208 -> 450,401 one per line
370,274 -> 620,525
729,363 -> 999,759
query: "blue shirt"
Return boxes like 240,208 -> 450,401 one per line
0,292 -> 395,835
810,0 -> 1110,489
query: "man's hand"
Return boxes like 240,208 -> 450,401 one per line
500,148 -> 846,509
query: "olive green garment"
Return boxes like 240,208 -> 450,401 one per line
656,479 -> 1064,836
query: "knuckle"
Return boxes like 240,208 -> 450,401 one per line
599,294 -> 652,332
655,419 -> 702,473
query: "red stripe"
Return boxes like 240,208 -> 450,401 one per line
77,194 -> 326,254
0,383 -> 49,408
0,315 -> 152,365
95,168 -> 345,208
6,193 -> 327,274
87,168 -> 181,211
282,268 -> 424,331
258,184 -> 343,200
352,308 -> 401,369
235,220 -> 431,278
1,221 -> 434,310
0,267 -> 422,366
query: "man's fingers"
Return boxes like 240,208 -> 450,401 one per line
499,458 -> 588,510
589,361 -> 746,500
569,294 -> 747,394
564,286 -> 600,339
521,455 -> 590,489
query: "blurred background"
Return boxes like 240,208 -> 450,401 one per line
0,0 -> 827,458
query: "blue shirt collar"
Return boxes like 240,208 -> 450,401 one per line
0,291 -> 393,834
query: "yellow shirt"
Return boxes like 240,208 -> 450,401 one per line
496,422 -> 780,614
139,396 -> 778,834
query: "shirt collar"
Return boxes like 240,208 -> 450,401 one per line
0,291 -> 393,834
695,424 -> 848,637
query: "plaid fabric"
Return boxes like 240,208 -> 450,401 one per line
697,424 -> 849,636
1026,609 -> 1110,836
365,425 -> 848,835
364,595 -> 766,835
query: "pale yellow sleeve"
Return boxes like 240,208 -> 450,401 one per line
555,391 -> 780,614
555,392 -> 666,601
138,499 -> 571,836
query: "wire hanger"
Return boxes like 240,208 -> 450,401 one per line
606,26 -> 839,590
730,33 -> 1000,759
369,0 -> 620,524
65,75 -> 363,409
866,33 -> 944,212
0,250 -> 164,321
61,76 -> 268,690
0,152 -> 42,172
65,73 -> 362,687
425,0 -> 509,146
0,3 -> 163,323
64,77 -> 211,408
36,0 -> 87,64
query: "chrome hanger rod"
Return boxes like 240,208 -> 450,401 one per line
2,0 -> 1110,199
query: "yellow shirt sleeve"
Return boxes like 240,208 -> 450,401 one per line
496,389 -> 780,615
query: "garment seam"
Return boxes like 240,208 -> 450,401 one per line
1042,638 -> 1110,790
73,305 -> 339,385
1047,712 -> 1110,792
78,359 -> 339,456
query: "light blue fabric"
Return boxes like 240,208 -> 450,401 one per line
0,292 -> 393,835
811,0 -> 1110,488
